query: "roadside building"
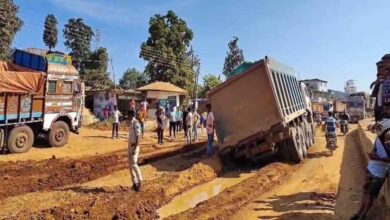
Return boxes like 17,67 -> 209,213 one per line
300,78 -> 328,102
85,89 -> 143,121
137,82 -> 188,118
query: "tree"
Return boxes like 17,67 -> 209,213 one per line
0,0 -> 23,60
200,74 -> 222,97
119,68 -> 149,90
140,10 -> 194,90
82,47 -> 112,89
63,18 -> 94,70
43,14 -> 58,51
223,36 -> 244,79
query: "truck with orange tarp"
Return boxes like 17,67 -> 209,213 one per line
0,49 -> 84,153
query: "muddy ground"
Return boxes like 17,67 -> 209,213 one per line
0,123 -> 388,219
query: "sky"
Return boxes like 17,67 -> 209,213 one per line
11,0 -> 390,92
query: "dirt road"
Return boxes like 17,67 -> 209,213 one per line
163,126 -> 386,220
1,124 -> 387,219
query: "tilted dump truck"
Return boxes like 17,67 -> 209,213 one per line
0,49 -> 84,153
208,56 -> 314,163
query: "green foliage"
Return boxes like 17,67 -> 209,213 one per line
0,0 -> 23,60
140,10 -> 194,90
43,14 -> 58,51
119,68 -> 149,90
200,74 -> 222,97
223,36 -> 244,79
82,47 -> 113,89
63,18 -> 94,70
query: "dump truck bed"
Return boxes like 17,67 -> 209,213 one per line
208,57 -> 306,150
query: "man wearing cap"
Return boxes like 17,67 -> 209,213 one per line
127,111 -> 143,192
350,120 -> 390,220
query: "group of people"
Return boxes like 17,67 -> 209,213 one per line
121,101 -> 215,193
349,55 -> 390,220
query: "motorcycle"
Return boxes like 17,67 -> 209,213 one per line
326,131 -> 337,155
340,120 -> 349,135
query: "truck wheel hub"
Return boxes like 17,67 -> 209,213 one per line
55,129 -> 65,141
16,134 -> 28,148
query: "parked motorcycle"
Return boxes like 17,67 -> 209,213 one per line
340,120 -> 349,136
326,132 -> 337,155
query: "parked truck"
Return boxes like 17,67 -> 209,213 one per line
333,100 -> 347,113
0,49 -> 84,153
208,56 -> 314,163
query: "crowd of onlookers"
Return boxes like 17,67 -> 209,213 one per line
350,54 -> 390,220
105,99 -> 215,192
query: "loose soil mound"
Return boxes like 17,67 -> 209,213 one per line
9,157 -> 222,219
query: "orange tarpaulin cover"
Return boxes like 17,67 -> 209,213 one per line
0,62 -> 46,94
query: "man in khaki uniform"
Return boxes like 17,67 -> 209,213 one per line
127,111 -> 143,192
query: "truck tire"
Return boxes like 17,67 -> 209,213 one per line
298,126 -> 307,158
286,127 -> 304,163
8,126 -> 34,153
49,121 -> 70,147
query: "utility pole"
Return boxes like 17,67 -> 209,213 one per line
110,58 -> 116,90
95,29 -> 101,50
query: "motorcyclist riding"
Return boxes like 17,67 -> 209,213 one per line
340,110 -> 351,133
325,111 -> 339,142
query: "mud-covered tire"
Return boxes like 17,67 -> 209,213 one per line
298,126 -> 307,158
49,121 -> 70,147
286,127 -> 304,163
7,126 -> 34,153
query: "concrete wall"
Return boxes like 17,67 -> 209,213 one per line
357,120 -> 390,209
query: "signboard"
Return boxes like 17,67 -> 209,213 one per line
46,53 -> 72,65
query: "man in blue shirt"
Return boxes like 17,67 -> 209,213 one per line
325,111 -> 339,141
169,107 -> 177,139
350,119 -> 390,220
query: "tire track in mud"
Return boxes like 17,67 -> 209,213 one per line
165,163 -> 299,220
0,142 -> 205,200
7,156 -> 223,220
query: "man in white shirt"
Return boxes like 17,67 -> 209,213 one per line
128,111 -> 143,192
112,105 -> 122,139
206,104 -> 215,156
186,107 -> 193,144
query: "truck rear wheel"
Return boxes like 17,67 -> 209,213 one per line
49,121 -> 70,147
298,126 -> 307,158
286,127 -> 304,163
8,126 -> 34,153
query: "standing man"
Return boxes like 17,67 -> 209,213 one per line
186,107 -> 193,144
350,120 -> 390,220
176,107 -> 183,134
183,107 -> 189,138
112,105 -> 122,139
156,107 -> 166,144
127,111 -> 143,192
169,107 -> 177,139
129,99 -> 136,112
206,104 -> 215,156
136,106 -> 146,138
192,108 -> 200,142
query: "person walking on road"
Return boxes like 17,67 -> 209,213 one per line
206,104 -> 215,156
127,111 -> 143,192
156,107 -> 166,144
169,107 -> 177,139
350,119 -> 390,220
192,109 -> 200,142
112,105 -> 122,139
186,107 -> 193,144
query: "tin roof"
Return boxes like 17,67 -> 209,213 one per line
137,81 -> 188,94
